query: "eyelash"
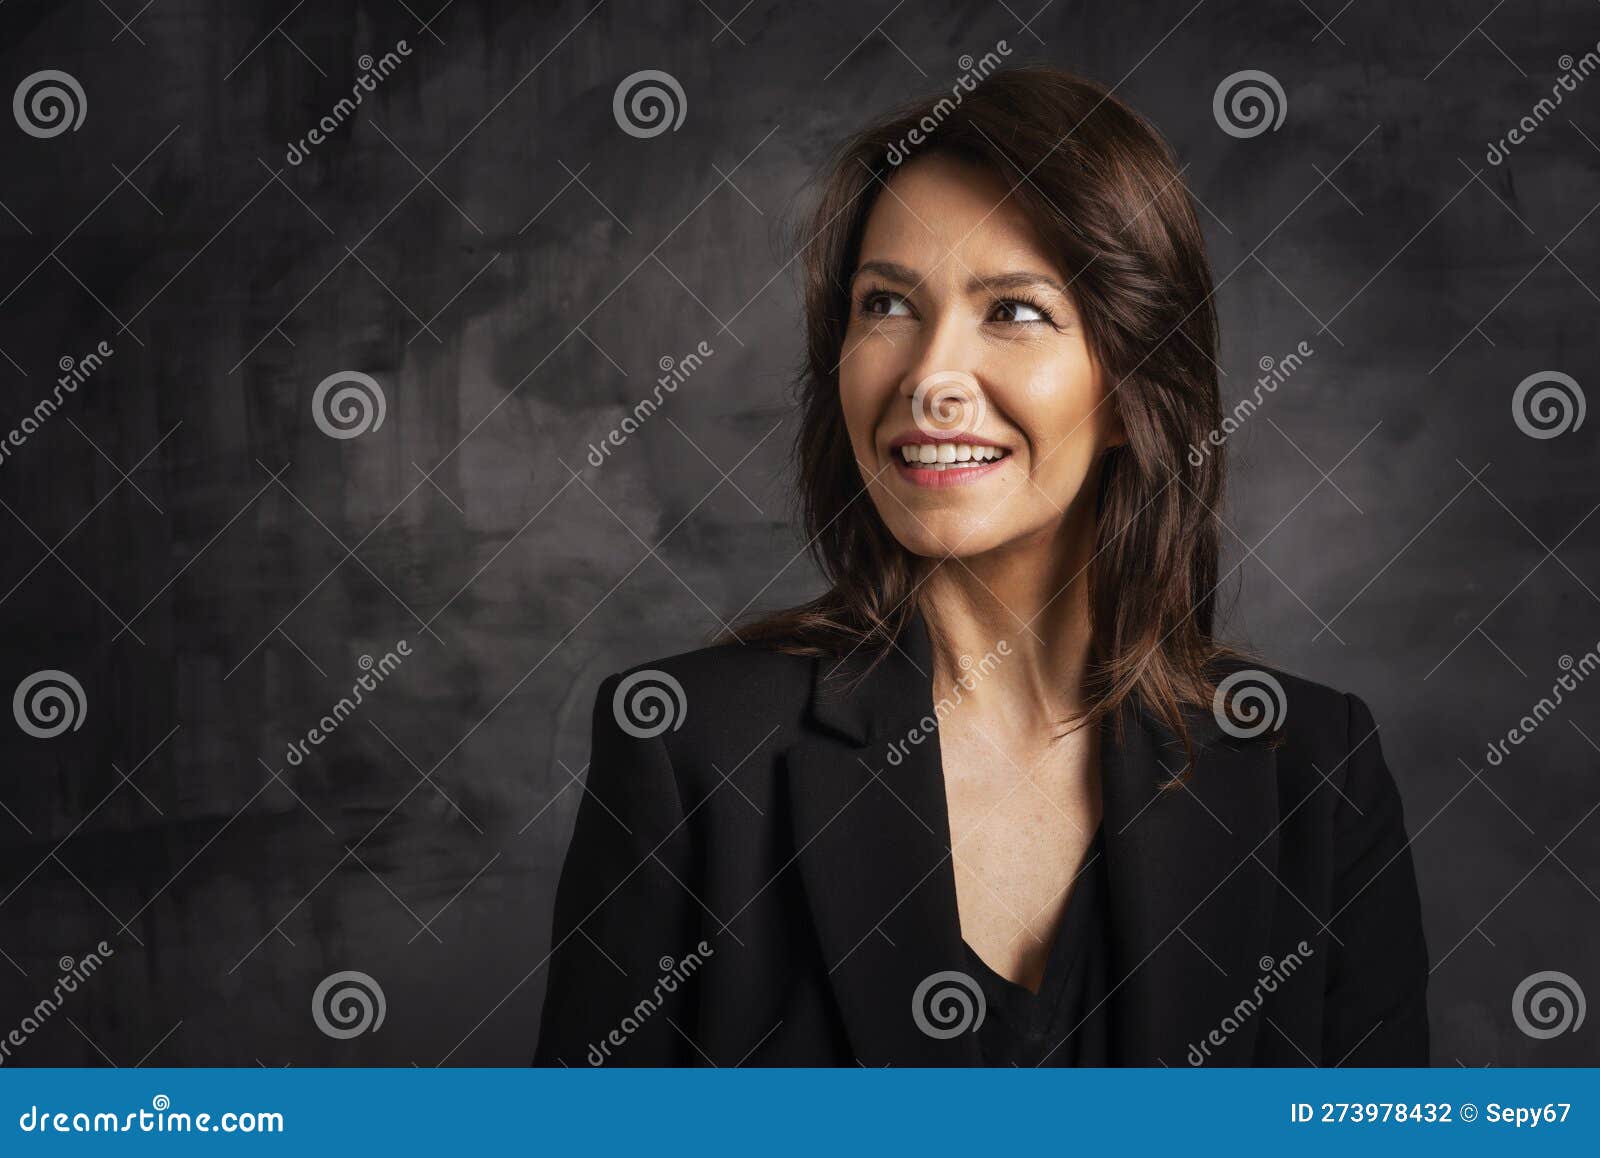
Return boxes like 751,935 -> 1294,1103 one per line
855,285 -> 1060,329
990,294 -> 1058,328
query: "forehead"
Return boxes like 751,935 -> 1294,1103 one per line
856,153 -> 1059,279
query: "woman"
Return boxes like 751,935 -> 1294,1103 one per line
534,66 -> 1429,1067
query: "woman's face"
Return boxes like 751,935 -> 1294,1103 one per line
839,153 -> 1123,561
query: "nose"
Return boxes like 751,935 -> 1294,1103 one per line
897,311 -> 982,402
899,315 -> 988,437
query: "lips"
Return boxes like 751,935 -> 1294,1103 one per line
886,434 -> 1012,487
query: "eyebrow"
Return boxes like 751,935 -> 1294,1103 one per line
852,259 -> 1070,297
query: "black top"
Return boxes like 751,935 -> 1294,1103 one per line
961,821 -> 1110,1066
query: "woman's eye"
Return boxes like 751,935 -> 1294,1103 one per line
992,299 -> 1050,324
862,292 -> 913,318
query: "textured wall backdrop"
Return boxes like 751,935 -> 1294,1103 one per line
0,0 -> 1596,1066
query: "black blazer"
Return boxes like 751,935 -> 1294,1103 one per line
534,613 -> 1430,1066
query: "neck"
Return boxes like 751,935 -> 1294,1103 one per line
916,511 -> 1098,727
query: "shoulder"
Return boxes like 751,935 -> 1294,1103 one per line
1205,656 -> 1412,857
604,638 -> 815,711
611,637 -> 814,689
594,638 -> 817,761
1207,652 -> 1384,773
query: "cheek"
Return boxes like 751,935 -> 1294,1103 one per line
1013,353 -> 1105,454
838,338 -> 901,451
837,375 -> 874,457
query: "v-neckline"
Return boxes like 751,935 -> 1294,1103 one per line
926,662 -> 1111,1000
788,605 -> 1284,1066
959,819 -> 1108,999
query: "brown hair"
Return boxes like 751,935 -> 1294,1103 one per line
735,65 -> 1233,768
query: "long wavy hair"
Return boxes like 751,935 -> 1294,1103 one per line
734,65 -> 1233,767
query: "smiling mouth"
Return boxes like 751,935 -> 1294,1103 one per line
895,441 -> 1009,468
889,440 -> 1012,487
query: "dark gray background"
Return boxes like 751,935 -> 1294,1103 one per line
0,0 -> 1596,1066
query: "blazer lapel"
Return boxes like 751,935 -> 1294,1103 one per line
1099,699 -> 1281,1066
783,614 -> 983,1066
783,611 -> 1282,1068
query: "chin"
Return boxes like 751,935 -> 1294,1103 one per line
881,517 -> 1010,560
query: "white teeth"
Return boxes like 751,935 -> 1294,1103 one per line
897,443 -> 1007,466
